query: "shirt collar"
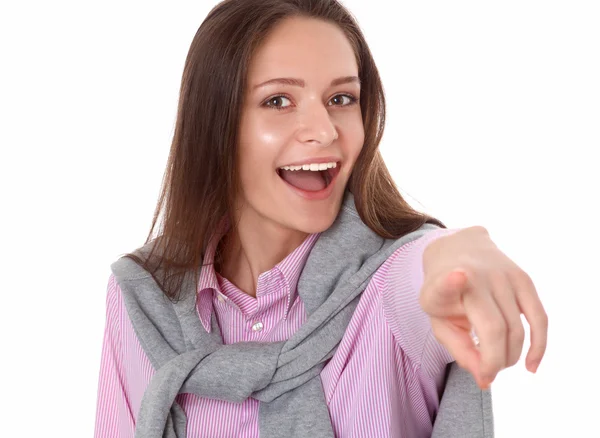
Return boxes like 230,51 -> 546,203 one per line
196,217 -> 229,333
195,216 -> 321,332
275,232 -> 320,319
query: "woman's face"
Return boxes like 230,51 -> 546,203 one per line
237,16 -> 365,235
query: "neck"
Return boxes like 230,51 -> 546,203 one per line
217,207 -> 308,298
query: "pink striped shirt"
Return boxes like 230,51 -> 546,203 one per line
95,227 -> 460,437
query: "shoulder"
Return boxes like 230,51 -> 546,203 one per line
372,227 -> 460,370
103,272 -> 140,348
104,272 -> 157,375
380,227 -> 461,296
104,273 -> 124,325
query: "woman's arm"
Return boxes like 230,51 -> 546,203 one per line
380,228 -> 463,390
94,274 -> 136,438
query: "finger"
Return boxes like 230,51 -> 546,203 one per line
462,273 -> 507,384
430,317 -> 483,385
490,272 -> 525,367
512,268 -> 548,372
420,269 -> 468,318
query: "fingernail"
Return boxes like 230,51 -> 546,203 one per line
480,373 -> 493,383
479,375 -> 492,389
528,360 -> 540,373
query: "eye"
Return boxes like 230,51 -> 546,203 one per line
328,94 -> 358,107
264,95 -> 293,111
263,93 -> 359,111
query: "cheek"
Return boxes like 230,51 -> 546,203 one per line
237,136 -> 283,191
238,144 -> 272,189
343,120 -> 365,168
239,113 -> 290,165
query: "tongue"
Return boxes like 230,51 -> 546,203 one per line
279,169 -> 327,192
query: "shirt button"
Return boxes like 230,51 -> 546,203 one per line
217,294 -> 225,303
251,321 -> 264,332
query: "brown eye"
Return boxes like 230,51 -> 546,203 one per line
264,95 -> 292,111
329,94 -> 358,107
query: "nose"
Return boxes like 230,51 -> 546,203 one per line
297,104 -> 339,146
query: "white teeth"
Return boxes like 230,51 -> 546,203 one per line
279,161 -> 338,171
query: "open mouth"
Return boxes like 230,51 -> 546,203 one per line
276,161 -> 341,192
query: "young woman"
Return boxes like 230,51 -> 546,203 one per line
94,0 -> 548,436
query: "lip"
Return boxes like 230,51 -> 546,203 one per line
278,162 -> 342,201
279,156 -> 342,168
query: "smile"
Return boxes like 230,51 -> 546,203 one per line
276,160 -> 342,200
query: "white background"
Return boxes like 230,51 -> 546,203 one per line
1,1 -> 598,436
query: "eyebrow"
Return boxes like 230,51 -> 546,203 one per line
252,75 -> 361,91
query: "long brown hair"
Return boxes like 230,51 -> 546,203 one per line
122,0 -> 446,300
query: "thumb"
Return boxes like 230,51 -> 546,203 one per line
420,269 -> 468,318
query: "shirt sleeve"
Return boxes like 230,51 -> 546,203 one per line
94,273 -> 136,438
381,227 -> 462,376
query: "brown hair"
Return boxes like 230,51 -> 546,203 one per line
122,0 -> 446,300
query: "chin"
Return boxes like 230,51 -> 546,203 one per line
289,186 -> 348,233
286,210 -> 340,235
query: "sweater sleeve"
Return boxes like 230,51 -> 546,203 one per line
381,227 -> 462,376
94,273 -> 136,438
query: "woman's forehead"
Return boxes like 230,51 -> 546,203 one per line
246,18 -> 358,87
